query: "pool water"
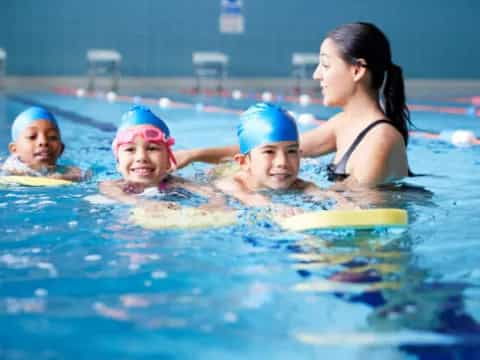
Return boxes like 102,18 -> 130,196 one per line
1,91 -> 480,359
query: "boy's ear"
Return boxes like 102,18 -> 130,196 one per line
8,143 -> 17,154
233,153 -> 247,165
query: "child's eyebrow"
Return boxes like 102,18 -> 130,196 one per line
26,126 -> 58,132
259,145 -> 276,150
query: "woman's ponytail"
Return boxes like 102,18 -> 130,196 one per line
383,64 -> 411,145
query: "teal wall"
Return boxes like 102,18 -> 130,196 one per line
0,0 -> 478,78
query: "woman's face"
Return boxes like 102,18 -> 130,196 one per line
312,38 -> 356,107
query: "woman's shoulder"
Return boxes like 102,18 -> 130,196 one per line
329,111 -> 347,124
367,119 -> 405,145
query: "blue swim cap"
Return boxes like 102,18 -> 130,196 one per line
237,103 -> 298,154
117,105 -> 170,137
11,106 -> 58,141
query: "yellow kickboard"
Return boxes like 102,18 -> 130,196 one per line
130,207 -> 238,230
0,176 -> 74,187
278,208 -> 408,231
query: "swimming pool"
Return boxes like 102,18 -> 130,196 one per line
1,89 -> 480,359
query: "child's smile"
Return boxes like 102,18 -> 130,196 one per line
117,136 -> 170,186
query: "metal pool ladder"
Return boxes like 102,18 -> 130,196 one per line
192,51 -> 229,92
86,49 -> 122,92
292,52 -> 318,94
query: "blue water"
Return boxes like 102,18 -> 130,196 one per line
1,91 -> 480,359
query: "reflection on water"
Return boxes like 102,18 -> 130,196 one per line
287,227 -> 480,358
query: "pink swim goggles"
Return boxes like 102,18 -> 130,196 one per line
112,125 -> 177,166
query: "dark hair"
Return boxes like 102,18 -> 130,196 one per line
328,22 -> 411,144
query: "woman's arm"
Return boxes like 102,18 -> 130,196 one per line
299,115 -> 338,157
174,145 -> 239,169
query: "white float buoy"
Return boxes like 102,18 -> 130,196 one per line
106,91 -> 117,103
299,94 -> 311,107
451,130 -> 476,147
440,129 -> 476,147
232,89 -> 243,100
76,88 -> 86,98
158,97 -> 171,108
261,91 -> 273,102
133,96 -> 142,104
195,103 -> 204,112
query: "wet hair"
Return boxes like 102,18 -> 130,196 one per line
327,22 -> 411,144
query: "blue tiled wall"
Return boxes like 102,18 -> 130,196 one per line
0,0 -> 478,78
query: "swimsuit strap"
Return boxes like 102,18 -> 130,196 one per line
157,175 -> 172,191
333,119 -> 393,175
123,175 -> 172,194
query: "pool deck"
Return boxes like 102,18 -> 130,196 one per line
2,76 -> 480,100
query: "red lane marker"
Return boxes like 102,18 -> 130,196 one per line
51,87 -> 480,146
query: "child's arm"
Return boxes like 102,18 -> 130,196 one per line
214,175 -> 304,217
302,180 -> 359,210
215,176 -> 271,207
50,166 -> 85,182
174,145 -> 239,169
99,180 -> 141,205
169,176 -> 230,210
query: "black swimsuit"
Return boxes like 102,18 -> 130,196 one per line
327,119 -> 397,181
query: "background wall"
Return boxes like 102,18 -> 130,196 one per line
0,0 -> 478,79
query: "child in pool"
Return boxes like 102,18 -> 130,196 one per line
99,105 -> 225,210
214,103 -> 354,210
2,106 -> 83,181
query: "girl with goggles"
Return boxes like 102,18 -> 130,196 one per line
99,106 -> 226,210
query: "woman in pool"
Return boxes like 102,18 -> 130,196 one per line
174,22 -> 411,188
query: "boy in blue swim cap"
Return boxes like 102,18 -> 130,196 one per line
2,106 -> 83,181
215,103 -> 351,209
99,105 -> 226,209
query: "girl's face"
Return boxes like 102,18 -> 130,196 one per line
242,141 -> 300,190
9,120 -> 64,170
116,136 -> 170,186
312,38 -> 357,107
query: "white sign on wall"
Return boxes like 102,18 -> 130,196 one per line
219,0 -> 244,34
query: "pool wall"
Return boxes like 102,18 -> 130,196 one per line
0,0 -> 479,79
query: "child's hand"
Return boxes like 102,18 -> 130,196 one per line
47,167 -> 84,182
